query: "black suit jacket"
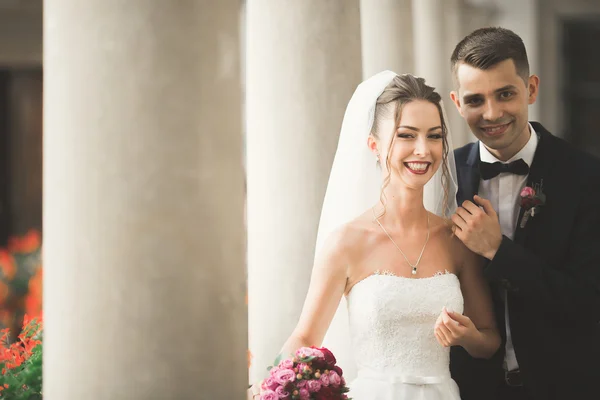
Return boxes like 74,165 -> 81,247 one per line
450,122 -> 600,400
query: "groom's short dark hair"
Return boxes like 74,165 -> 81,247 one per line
451,27 -> 530,86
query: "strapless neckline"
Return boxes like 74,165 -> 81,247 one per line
348,270 -> 458,296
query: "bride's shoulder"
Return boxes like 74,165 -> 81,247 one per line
314,221 -> 369,271
428,214 -> 471,259
323,212 -> 377,253
428,213 -> 455,239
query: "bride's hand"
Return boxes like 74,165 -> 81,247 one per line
434,306 -> 479,348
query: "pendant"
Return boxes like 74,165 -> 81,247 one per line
412,267 -> 417,275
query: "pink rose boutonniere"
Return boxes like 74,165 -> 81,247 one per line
519,181 -> 546,228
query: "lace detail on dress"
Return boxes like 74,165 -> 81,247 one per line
346,273 -> 463,377
373,268 -> 453,278
373,269 -> 396,277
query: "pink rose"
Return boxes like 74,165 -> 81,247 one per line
261,377 -> 279,391
320,373 -> 330,386
274,369 -> 296,385
311,348 -> 325,359
279,359 -> 294,370
306,380 -> 322,393
299,388 -> 310,400
296,379 -> 307,388
260,390 -> 278,400
328,371 -> 341,387
296,347 -> 324,360
275,386 -> 290,398
297,363 -> 311,373
520,187 -> 535,198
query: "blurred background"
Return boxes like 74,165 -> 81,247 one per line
0,0 -> 42,341
0,0 -> 599,394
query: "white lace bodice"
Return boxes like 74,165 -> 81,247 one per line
347,272 -> 464,378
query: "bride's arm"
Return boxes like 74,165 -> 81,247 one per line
278,227 -> 350,357
248,229 -> 349,398
435,238 -> 500,359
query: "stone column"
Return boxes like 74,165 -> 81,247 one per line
494,0 -> 540,121
44,2 -> 246,399
360,0 -> 413,78
246,0 -> 362,383
412,0 -> 474,147
412,0 -> 446,91
443,0 -> 475,148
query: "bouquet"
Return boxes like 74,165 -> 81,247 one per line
259,346 -> 351,400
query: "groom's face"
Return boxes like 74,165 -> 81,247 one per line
450,59 -> 539,160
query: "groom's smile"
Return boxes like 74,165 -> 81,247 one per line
479,121 -> 513,138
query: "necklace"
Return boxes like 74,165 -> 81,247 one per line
373,209 -> 430,275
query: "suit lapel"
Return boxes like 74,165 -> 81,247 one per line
513,123 -> 556,246
457,143 -> 481,205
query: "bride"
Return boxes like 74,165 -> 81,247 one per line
251,71 -> 500,399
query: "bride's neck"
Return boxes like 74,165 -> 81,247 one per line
377,184 -> 428,230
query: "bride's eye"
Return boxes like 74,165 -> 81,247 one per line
396,133 -> 414,139
428,133 -> 443,139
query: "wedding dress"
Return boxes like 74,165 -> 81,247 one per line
346,271 -> 463,400
314,70 -> 463,399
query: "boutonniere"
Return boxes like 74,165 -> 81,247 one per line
519,180 -> 546,228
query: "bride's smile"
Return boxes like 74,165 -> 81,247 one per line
404,161 -> 431,174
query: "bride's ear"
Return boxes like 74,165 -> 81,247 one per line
367,135 -> 380,158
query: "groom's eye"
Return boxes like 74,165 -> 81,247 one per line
465,97 -> 483,106
499,91 -> 515,100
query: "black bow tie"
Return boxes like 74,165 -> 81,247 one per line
479,158 -> 529,180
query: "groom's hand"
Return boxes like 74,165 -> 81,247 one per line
451,195 -> 502,260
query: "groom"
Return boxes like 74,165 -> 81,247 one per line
448,27 -> 600,400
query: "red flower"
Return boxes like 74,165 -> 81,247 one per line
332,365 -> 343,376
314,386 -> 338,400
7,230 -> 41,254
0,250 -> 16,280
310,346 -> 337,367
0,314 -> 42,375
519,185 -> 545,211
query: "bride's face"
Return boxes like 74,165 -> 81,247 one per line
378,100 -> 444,188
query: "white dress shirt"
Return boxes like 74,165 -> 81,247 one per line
478,123 -> 539,371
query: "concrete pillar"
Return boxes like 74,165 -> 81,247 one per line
412,0 -> 446,91
494,0 -> 540,121
360,0 -> 414,78
43,2 -> 247,398
246,0 -> 362,383
444,0 -> 476,148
